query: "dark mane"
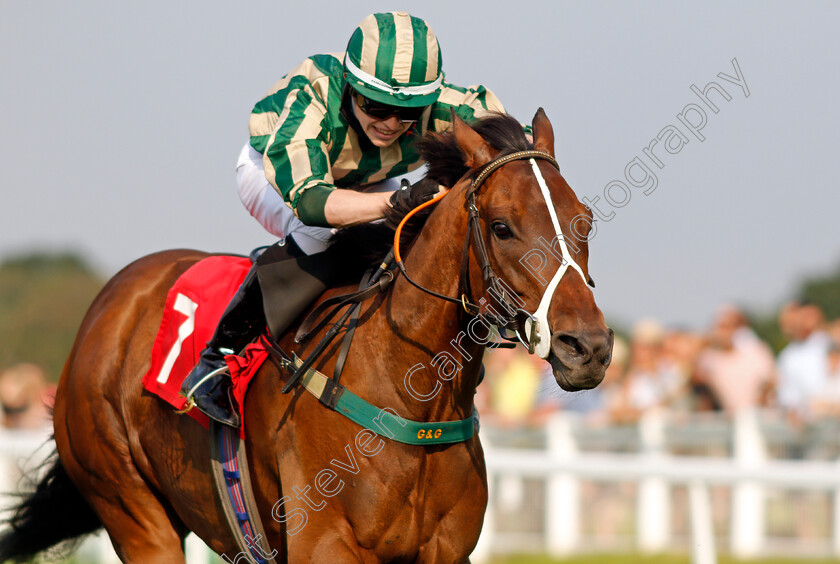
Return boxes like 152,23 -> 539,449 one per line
416,111 -> 532,187
331,112 -> 531,268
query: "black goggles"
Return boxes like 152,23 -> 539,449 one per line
352,91 -> 427,123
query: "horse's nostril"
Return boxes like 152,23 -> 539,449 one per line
557,334 -> 586,357
553,330 -> 614,366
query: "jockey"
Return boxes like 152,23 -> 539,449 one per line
181,11 -> 509,427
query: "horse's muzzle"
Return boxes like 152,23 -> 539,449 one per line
548,328 -> 614,391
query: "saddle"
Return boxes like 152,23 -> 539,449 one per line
141,255 -> 258,429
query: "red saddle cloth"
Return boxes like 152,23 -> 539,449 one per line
141,256 -> 270,433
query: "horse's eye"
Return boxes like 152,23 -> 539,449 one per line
491,221 -> 512,239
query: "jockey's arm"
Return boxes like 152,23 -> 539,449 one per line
322,181 -> 448,228
323,189 -> 392,229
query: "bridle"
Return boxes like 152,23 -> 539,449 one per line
394,149 -> 593,359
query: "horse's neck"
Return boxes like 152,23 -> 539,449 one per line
363,193 -> 484,422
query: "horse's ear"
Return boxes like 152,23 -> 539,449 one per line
531,107 -> 555,157
451,109 -> 494,169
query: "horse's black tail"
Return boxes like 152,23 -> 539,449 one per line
0,448 -> 102,562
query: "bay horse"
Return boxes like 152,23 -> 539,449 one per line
0,110 -> 612,563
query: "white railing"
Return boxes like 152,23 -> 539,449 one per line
472,409 -> 840,563
3,412 -> 840,563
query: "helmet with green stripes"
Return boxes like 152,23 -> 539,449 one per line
344,12 -> 444,108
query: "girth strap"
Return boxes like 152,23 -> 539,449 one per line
209,421 -> 277,564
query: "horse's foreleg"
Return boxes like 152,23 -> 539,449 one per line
415,488 -> 486,564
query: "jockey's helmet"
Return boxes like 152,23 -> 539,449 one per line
344,12 -> 443,109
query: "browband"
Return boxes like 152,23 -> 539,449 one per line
467,150 -> 559,198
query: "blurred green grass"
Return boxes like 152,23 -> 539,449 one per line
489,555 -> 840,564
62,554 -> 840,564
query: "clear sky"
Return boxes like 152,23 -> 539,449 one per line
2,1 -> 838,330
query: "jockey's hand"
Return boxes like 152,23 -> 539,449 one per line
388,178 -> 442,215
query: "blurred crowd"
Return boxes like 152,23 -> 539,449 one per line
476,301 -> 840,427
0,363 -> 53,430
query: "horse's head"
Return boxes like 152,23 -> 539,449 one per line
447,109 -> 613,391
